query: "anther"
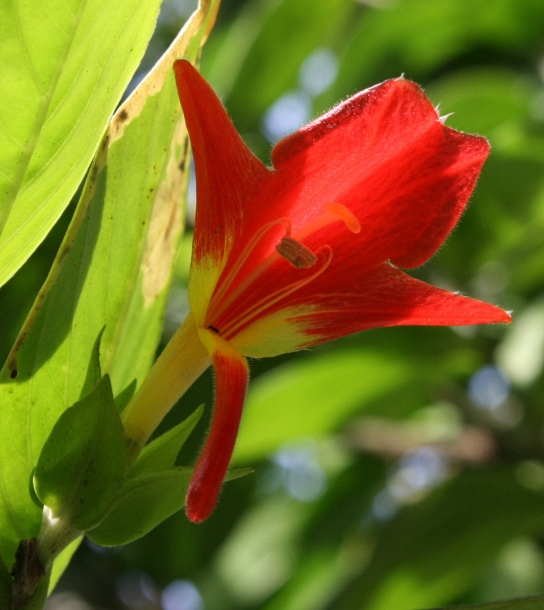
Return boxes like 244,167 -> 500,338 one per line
276,236 -> 318,268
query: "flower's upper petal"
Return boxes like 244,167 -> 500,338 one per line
174,60 -> 269,265
270,78 -> 490,269
174,60 -> 270,320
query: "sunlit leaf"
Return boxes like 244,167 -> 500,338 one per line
234,350 -> 415,463
0,0 -> 163,287
48,537 -> 82,594
80,327 -> 105,399
0,0 -> 221,575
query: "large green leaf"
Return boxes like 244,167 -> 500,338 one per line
438,594 -> 544,609
328,469 -> 544,610
233,350 -> 416,463
0,0 -> 163,287
0,0 -> 221,573
323,0 -> 544,111
205,0 -> 351,133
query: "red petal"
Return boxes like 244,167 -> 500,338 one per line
173,60 -> 269,266
290,263 -> 511,347
185,340 -> 249,523
270,78 -> 490,269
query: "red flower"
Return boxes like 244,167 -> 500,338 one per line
122,61 -> 510,524
172,60 -> 510,522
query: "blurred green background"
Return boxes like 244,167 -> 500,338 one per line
3,0 -> 544,608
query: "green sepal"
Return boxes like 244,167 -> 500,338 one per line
80,327 -> 105,399
128,406 -> 204,479
115,379 -> 137,412
88,467 -> 253,547
223,468 -> 253,482
88,467 -> 191,546
33,375 -> 126,531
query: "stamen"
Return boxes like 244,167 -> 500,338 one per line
221,245 -> 333,339
276,236 -> 318,268
205,202 -> 357,336
207,218 -> 290,322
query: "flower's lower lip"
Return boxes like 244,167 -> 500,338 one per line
186,329 -> 249,523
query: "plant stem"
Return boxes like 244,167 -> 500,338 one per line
12,568 -> 50,610
37,508 -> 80,569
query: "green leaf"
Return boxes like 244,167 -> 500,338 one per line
206,0 -> 350,132
233,350 -> 414,463
437,593 -> 544,609
331,469 -> 544,610
88,467 -> 249,546
224,468 -> 254,482
115,379 -> 138,412
87,468 -> 192,546
49,537 -> 82,594
0,0 -> 221,571
323,0 -> 544,112
0,553 -> 11,610
129,406 -> 204,479
34,376 -> 126,531
0,0 -> 163,287
426,69 -> 536,136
